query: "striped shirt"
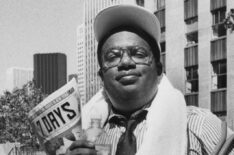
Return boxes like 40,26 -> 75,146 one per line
96,106 -> 234,155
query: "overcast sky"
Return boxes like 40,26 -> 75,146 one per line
0,0 -> 84,94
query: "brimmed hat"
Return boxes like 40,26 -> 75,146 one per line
94,5 -> 161,49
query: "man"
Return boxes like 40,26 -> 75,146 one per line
67,5 -> 234,155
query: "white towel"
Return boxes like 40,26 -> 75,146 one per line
82,74 -> 187,155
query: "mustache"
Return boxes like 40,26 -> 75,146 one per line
115,71 -> 141,81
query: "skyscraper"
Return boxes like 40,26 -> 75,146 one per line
154,0 -> 234,129
77,0 -> 157,105
77,24 -> 86,105
34,53 -> 67,94
68,74 -> 78,82
6,67 -> 33,91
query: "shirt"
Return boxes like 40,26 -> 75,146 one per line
96,106 -> 234,155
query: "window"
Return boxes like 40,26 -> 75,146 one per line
185,64 -> 199,106
186,31 -> 198,46
157,0 -> 165,10
210,0 -> 226,12
136,0 -> 144,6
184,0 -> 198,22
184,44 -> 198,67
212,8 -> 226,37
212,9 -> 226,24
211,89 -> 226,116
160,42 -> 166,53
155,0 -> 166,32
185,93 -> 198,106
211,60 -> 226,89
160,42 -> 166,73
211,37 -> 226,61
155,9 -> 166,32
185,66 -> 198,93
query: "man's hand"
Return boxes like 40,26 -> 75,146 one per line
65,140 -> 97,155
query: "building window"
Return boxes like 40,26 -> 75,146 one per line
160,42 -> 166,73
157,0 -> 165,10
184,31 -> 198,106
185,93 -> 198,106
161,42 -> 166,53
186,31 -> 198,46
211,89 -> 226,117
211,37 -> 226,61
155,0 -> 166,32
212,9 -> 226,24
184,0 -> 198,22
184,44 -> 198,67
211,60 -> 226,89
212,9 -> 226,38
155,9 -> 166,32
185,65 -> 199,106
136,0 -> 144,6
210,0 -> 226,12
185,66 -> 198,93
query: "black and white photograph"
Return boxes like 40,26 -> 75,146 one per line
0,0 -> 234,155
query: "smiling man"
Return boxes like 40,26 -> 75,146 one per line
66,5 -> 234,155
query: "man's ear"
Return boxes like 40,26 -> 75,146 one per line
98,69 -> 103,80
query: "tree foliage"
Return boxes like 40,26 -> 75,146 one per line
0,81 -> 47,147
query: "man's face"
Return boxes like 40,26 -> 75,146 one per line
100,31 -> 160,111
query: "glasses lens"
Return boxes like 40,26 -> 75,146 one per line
102,46 -> 152,69
130,47 -> 151,64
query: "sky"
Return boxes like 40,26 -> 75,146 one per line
0,0 -> 84,94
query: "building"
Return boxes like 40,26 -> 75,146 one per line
77,0 -> 157,105
6,67 -> 33,91
154,0 -> 234,129
34,53 -> 67,94
77,0 -> 234,128
77,24 -> 86,105
68,74 -> 78,82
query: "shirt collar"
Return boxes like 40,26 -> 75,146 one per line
107,102 -> 151,128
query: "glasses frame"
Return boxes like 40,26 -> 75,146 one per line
101,46 -> 153,72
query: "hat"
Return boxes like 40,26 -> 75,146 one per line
94,5 -> 161,48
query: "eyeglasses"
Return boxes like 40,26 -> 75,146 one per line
101,46 -> 153,71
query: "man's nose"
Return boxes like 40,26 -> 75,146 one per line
117,51 -> 136,70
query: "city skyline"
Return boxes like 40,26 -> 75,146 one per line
0,0 -> 84,94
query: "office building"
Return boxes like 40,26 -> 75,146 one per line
34,53 -> 67,94
6,67 -> 33,91
77,24 -> 86,105
77,0 -> 157,105
68,74 -> 78,82
154,0 -> 234,129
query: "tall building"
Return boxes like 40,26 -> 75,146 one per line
154,0 -> 234,129
68,74 -> 78,82
77,0 -> 157,105
77,24 -> 86,105
6,67 -> 33,91
34,53 -> 67,94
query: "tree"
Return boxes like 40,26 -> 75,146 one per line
0,81 -> 47,148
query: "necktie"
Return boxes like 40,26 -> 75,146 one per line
115,110 -> 147,155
